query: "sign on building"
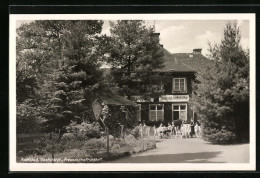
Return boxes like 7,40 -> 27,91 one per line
130,96 -> 154,102
159,95 -> 189,102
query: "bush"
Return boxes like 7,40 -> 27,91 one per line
113,138 -> 127,147
17,137 -> 48,157
84,138 -> 106,154
65,140 -> 85,150
130,126 -> 140,138
109,135 -> 114,141
204,128 -> 236,144
61,133 -> 76,142
63,121 -> 102,140
124,134 -> 137,146
43,137 -> 85,154
147,141 -> 156,149
99,135 -> 114,143
132,147 -> 142,154
44,142 -> 66,153
61,149 -> 90,161
111,144 -> 120,150
86,129 -> 101,139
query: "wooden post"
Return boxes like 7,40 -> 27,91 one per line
51,132 -> 54,163
106,126 -> 109,160
141,124 -> 144,152
148,127 -> 150,140
154,126 -> 156,142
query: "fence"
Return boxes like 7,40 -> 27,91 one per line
17,132 -> 60,162
16,126 -> 158,163
140,124 -> 203,140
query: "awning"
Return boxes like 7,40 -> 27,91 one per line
97,92 -> 136,106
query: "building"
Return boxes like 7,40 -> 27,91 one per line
129,33 -> 209,125
101,33 -> 211,126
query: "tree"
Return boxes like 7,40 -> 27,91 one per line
191,21 -> 249,143
16,20 -> 105,133
105,20 -> 165,98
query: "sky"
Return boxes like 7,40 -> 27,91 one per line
101,20 -> 249,56
17,19 -> 249,56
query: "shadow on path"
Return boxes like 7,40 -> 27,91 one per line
108,151 -> 224,163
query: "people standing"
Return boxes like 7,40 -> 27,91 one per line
171,121 -> 175,136
190,120 -> 195,138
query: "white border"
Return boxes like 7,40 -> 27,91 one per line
9,13 -> 256,171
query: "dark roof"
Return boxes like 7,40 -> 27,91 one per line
101,46 -> 213,76
98,92 -> 136,106
193,48 -> 202,52
169,50 -> 214,82
154,48 -> 196,73
171,53 -> 213,73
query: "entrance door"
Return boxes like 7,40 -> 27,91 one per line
173,110 -> 179,120
172,104 -> 187,121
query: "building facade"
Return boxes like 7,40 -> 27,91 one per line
129,33 -> 200,126
130,70 -> 196,125
101,33 -> 208,126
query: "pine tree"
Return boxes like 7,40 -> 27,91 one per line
105,20 -> 164,97
192,21 -> 249,143
16,20 -> 104,133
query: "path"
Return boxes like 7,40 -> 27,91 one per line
109,138 -> 249,163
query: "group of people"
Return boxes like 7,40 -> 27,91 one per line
154,120 -> 202,139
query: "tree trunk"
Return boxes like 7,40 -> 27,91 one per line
128,55 -> 131,74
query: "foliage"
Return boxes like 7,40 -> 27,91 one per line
112,139 -> 127,147
16,20 -> 105,133
44,142 -> 66,154
124,134 -> 136,145
85,129 -> 102,139
84,138 -> 106,154
61,133 -> 77,141
203,127 -> 236,144
191,21 -> 249,143
17,134 -> 156,162
17,137 -> 49,157
64,121 -> 102,140
130,126 -> 141,138
61,149 -> 91,161
61,139 -> 85,151
16,99 -> 47,134
105,20 -> 165,97
100,103 -> 138,137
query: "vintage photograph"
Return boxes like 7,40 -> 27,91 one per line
9,14 -> 255,171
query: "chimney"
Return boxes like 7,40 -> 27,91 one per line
151,33 -> 160,44
193,48 -> 202,55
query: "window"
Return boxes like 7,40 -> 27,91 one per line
151,81 -> 164,92
172,104 -> 187,121
172,78 -> 186,93
149,104 -> 164,121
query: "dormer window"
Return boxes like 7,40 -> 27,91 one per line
172,78 -> 187,93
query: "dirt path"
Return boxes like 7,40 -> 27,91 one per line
108,138 -> 249,163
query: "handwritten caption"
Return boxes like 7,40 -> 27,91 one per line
20,157 -> 103,163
